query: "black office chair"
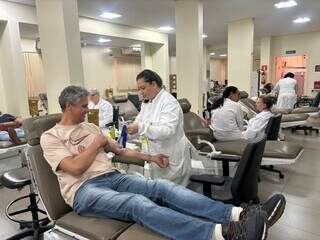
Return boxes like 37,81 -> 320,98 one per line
0,166 -> 52,240
261,114 -> 285,178
190,134 -> 267,206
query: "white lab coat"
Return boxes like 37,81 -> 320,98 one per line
134,89 -> 191,186
88,98 -> 113,129
243,110 -> 273,139
211,98 -> 244,141
275,77 -> 297,109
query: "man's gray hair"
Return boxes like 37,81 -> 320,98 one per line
59,85 -> 89,111
88,88 -> 100,97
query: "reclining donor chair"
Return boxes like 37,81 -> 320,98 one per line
22,114 -> 167,240
178,99 -> 304,178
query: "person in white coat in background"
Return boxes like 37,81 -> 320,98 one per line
274,72 -> 298,109
88,89 -> 113,130
243,96 -> 274,140
127,69 -> 191,186
211,86 -> 244,141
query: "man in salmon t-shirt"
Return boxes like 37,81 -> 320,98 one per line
41,85 -> 285,240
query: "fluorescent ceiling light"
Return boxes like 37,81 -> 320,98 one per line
293,17 -> 311,23
209,52 -> 215,56
219,54 -> 227,57
274,0 -> 297,9
157,26 -> 174,31
202,34 -> 208,38
132,47 -> 141,52
131,44 -> 142,48
98,38 -> 112,43
100,12 -> 122,19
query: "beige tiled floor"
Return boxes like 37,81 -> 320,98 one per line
0,129 -> 319,239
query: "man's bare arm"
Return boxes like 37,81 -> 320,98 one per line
58,134 -> 108,176
106,140 -> 169,168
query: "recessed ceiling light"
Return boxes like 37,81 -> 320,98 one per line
98,38 -> 112,43
210,52 -> 215,56
99,12 -> 122,19
157,26 -> 174,31
293,17 -> 311,23
274,0 -> 297,9
220,54 -> 227,57
202,34 -> 208,38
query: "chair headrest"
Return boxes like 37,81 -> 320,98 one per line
239,91 -> 249,99
112,95 -> 128,103
178,98 -> 192,113
22,114 -> 62,146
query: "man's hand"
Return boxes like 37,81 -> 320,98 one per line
151,154 -> 169,168
127,123 -> 139,134
93,134 -> 109,148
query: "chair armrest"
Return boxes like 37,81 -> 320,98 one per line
113,155 -> 145,167
190,174 -> 225,186
211,154 -> 241,162
185,128 -> 212,137
0,122 -> 21,131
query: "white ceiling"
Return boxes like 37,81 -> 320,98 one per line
12,0 -> 320,52
76,0 -> 320,46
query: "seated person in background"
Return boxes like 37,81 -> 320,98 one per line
242,96 -> 274,140
0,113 -> 25,144
211,86 -> 244,141
88,89 -> 113,129
41,85 -> 286,240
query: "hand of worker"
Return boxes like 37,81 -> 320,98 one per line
151,154 -> 169,168
127,123 -> 139,134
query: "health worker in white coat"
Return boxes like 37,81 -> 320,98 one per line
274,72 -> 298,109
88,89 -> 113,130
242,96 -> 274,139
127,70 -> 191,186
211,86 -> 244,141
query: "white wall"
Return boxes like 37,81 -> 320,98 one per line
81,45 -> 114,95
271,31 -> 320,95
210,58 -> 227,84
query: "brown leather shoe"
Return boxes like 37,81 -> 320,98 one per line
7,127 -> 21,145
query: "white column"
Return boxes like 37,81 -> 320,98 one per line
141,43 -> 153,70
0,20 -> 29,117
176,0 -> 203,114
36,0 -> 84,113
228,18 -> 254,94
260,36 -> 272,83
140,42 -> 169,89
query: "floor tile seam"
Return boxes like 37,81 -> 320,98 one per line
284,199 -> 320,212
284,183 -> 320,195
272,222 -> 320,237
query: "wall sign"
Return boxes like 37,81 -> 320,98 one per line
286,50 -> 296,54
315,65 -> 320,72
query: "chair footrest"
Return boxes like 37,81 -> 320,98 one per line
190,174 -> 225,185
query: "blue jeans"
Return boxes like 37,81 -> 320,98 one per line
0,128 -> 25,141
73,172 -> 232,240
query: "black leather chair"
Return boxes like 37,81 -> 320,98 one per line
260,114 -> 285,178
106,105 -> 120,129
190,134 -> 267,206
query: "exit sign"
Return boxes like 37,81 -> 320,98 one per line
286,50 -> 296,54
